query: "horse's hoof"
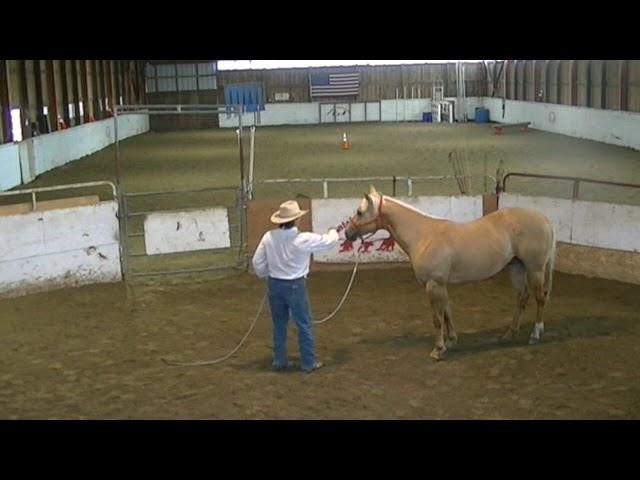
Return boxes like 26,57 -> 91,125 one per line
528,336 -> 541,345
430,347 -> 446,361
445,337 -> 458,349
500,329 -> 517,343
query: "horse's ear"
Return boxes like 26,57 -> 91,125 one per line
364,193 -> 373,206
369,185 -> 377,194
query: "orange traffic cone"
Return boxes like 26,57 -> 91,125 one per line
340,132 -> 350,150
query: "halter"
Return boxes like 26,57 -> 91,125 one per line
348,194 -> 385,231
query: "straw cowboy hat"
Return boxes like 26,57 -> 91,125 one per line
270,200 -> 309,224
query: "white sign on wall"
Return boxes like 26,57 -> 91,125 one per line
144,208 -> 231,255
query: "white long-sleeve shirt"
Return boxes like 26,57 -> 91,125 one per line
252,227 -> 340,280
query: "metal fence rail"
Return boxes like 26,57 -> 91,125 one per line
501,172 -> 640,200
0,181 -> 117,210
256,174 -> 496,198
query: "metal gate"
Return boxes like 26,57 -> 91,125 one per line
113,104 -> 248,281
120,187 -> 244,280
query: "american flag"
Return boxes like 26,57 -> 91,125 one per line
310,72 -> 359,97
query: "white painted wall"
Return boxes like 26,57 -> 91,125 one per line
0,143 -> 22,191
311,195 -> 483,263
500,193 -> 640,253
220,103 -> 320,127
144,207 -> 231,255
219,98 -> 486,128
27,115 -> 149,181
0,201 -> 122,298
0,114 -> 150,189
220,96 -> 640,151
481,97 -> 640,151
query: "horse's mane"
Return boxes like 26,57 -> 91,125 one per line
382,195 -> 447,220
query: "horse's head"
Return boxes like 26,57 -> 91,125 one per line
345,185 -> 384,241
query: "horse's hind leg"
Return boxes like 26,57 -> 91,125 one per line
527,270 -> 547,345
444,304 -> 458,348
426,280 -> 448,360
502,260 -> 529,341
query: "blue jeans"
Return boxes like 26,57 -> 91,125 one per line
267,277 -> 316,371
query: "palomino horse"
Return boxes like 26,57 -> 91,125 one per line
344,186 -> 556,360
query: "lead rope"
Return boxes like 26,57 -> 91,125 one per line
161,233 -> 371,367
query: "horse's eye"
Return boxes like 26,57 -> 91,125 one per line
356,210 -> 362,217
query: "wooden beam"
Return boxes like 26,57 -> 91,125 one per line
556,60 -> 562,104
504,61 -> 510,99
137,61 -> 146,104
532,60 -> 538,101
545,60 -> 551,103
71,60 -> 81,125
0,60 -> 12,143
513,60 -> 520,100
105,60 -> 114,113
586,60 -> 592,108
443,63 -> 449,98
620,60 -> 629,111
33,60 -> 46,133
92,60 -> 102,119
493,61 -> 505,98
19,60 -> 32,138
45,60 -> 59,132
570,60 -> 578,106
59,59 -> 71,127
114,60 -> 121,108
122,61 -> 129,104
99,60 -> 108,114
79,60 -> 89,122
601,60 -> 608,109
124,61 -> 130,104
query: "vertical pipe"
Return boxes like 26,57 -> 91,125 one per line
248,125 -> 255,200
403,85 -> 407,121
395,87 -> 398,122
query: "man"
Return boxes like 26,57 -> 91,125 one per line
252,200 -> 339,373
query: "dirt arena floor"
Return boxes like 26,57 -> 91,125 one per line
1,267 -> 639,419
2,122 -> 640,419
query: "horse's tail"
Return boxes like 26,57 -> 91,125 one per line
543,222 -> 556,302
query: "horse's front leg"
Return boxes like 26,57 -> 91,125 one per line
426,280 -> 449,360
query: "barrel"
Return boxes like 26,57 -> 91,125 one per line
475,107 -> 490,123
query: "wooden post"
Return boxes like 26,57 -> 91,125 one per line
79,60 -> 90,122
60,59 -> 71,127
45,60 -> 59,132
586,60 -> 592,108
71,60 -> 81,125
0,60 -> 12,142
620,60 -> 629,111
105,60 -> 114,113
570,60 -> 577,106
92,60 -> 102,119
19,60 -> 32,138
33,60 -> 47,133
601,60 -> 607,109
